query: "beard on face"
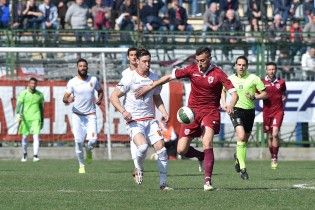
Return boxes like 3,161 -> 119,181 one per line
78,69 -> 87,77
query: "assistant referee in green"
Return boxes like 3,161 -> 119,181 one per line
222,56 -> 268,180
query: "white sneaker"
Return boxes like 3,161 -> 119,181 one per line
21,157 -> 27,162
135,169 -> 143,185
33,157 -> 40,162
198,160 -> 204,172
160,183 -> 174,190
204,181 -> 214,191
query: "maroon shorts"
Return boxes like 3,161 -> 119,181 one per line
263,112 -> 284,133
178,110 -> 220,139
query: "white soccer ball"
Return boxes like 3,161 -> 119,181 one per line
176,106 -> 195,125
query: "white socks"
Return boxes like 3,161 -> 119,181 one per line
130,140 -> 138,168
136,144 -> 148,171
21,135 -> 28,154
156,147 -> 168,185
75,142 -> 85,166
33,134 -> 39,156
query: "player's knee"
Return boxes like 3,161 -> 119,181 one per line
177,147 -> 187,156
88,139 -> 97,148
137,144 -> 149,155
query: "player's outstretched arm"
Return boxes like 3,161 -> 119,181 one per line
135,74 -> 173,98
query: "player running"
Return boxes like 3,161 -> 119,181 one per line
221,55 -> 268,180
63,58 -> 104,174
262,62 -> 286,169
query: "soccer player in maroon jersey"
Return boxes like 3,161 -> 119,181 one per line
134,47 -> 238,190
262,62 -> 286,169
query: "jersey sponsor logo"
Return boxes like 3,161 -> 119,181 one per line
117,83 -> 124,87
157,130 -> 162,136
265,84 -> 271,87
208,76 -> 214,84
276,84 -> 280,89
184,129 -> 190,135
192,74 -> 201,77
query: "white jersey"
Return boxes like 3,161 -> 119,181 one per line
65,75 -> 101,115
117,70 -> 161,121
122,67 -> 132,77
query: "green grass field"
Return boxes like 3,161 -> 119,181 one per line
0,159 -> 314,210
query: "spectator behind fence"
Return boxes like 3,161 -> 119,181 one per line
267,14 -> 288,61
220,9 -> 247,61
0,0 -> 10,29
303,13 -> 315,45
219,0 -> 239,23
22,0 -> 43,31
246,0 -> 262,21
12,0 -> 24,29
276,50 -> 293,81
168,0 -> 193,43
91,0 -> 111,43
301,47 -> 315,80
52,0 -> 68,29
65,0 -> 91,57
202,2 -> 221,43
140,0 -> 167,32
289,19 -> 306,60
288,0 -> 302,21
116,0 -> 137,42
245,17 -> 261,62
38,0 -> 59,44
179,0 -> 200,17
303,0 -> 314,24
273,0 -> 291,25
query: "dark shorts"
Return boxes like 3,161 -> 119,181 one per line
263,112 -> 284,133
178,110 -> 220,139
230,108 -> 255,133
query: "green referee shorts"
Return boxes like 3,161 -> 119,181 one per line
18,119 -> 41,135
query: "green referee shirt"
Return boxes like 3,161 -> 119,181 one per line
17,88 -> 44,121
226,72 -> 265,110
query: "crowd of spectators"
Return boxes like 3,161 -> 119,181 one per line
0,0 -> 315,80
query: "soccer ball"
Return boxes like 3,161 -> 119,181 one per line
176,106 -> 195,125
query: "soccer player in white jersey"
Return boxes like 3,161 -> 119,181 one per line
121,47 -> 141,181
63,58 -> 104,174
110,48 -> 173,190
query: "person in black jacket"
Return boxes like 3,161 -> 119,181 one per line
168,0 -> 193,43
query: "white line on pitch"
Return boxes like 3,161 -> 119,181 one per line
293,184 -> 315,190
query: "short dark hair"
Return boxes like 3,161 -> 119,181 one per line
266,62 -> 277,70
195,47 -> 211,57
127,47 -> 137,56
136,48 -> 151,59
77,58 -> 88,66
29,77 -> 38,83
235,55 -> 248,65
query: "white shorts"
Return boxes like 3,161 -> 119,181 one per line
126,119 -> 164,145
72,113 -> 97,142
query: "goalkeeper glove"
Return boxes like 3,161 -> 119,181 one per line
16,113 -> 22,122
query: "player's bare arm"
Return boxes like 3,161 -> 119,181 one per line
245,89 -> 268,100
221,90 -> 228,111
226,91 -> 238,115
63,92 -> 74,104
109,88 -> 132,121
95,88 -> 104,105
153,94 -> 169,123
135,74 -> 173,98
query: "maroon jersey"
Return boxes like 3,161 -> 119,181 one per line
262,77 -> 286,117
172,63 -> 235,114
